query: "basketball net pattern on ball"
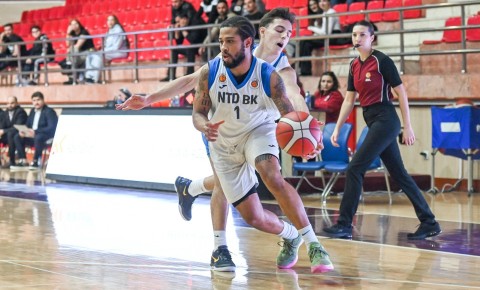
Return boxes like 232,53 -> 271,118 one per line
281,115 -> 318,152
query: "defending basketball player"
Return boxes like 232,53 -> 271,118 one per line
192,16 -> 333,273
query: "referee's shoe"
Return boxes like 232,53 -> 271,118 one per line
175,176 -> 196,221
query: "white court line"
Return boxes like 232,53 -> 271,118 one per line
0,260 -> 100,283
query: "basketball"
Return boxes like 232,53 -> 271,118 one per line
276,111 -> 322,157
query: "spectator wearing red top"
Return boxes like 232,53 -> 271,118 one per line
312,71 -> 343,123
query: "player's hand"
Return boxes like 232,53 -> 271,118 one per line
302,120 -> 324,159
402,126 -> 416,146
115,94 -> 147,110
204,120 -> 225,142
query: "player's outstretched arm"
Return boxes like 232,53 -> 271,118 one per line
277,66 -> 309,113
116,69 -> 202,110
270,71 -> 294,116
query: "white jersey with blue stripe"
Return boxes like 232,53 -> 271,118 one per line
252,44 -> 291,72
207,56 -> 277,146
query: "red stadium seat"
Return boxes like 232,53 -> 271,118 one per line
382,0 -> 402,22
442,17 -> 462,43
82,3 -> 93,16
366,1 -> 384,23
293,0 -> 307,8
403,0 -> 422,19
333,4 -> 348,28
21,11 -> 30,23
423,17 -> 462,44
467,15 -> 480,42
346,2 -> 366,25
145,8 -> 161,24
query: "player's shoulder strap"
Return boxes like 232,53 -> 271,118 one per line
259,58 -> 275,97
208,57 -> 222,91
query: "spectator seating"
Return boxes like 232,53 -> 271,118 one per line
382,0 -> 402,22
423,17 -> 462,44
467,15 -> 480,42
367,1 -> 384,23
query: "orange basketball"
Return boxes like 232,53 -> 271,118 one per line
276,111 -> 322,157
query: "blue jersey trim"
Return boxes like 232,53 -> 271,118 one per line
226,57 -> 257,89
272,52 -> 285,68
208,57 -> 221,90
261,62 -> 274,97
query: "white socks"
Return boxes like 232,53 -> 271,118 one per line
188,178 -> 207,197
214,230 -> 227,250
278,221 -> 298,240
298,224 -> 317,248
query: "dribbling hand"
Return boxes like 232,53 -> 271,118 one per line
115,94 -> 147,110
204,120 -> 225,142
303,120 -> 325,159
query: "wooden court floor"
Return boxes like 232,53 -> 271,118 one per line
0,170 -> 479,289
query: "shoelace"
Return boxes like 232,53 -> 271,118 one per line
217,248 -> 233,261
309,246 -> 329,261
277,240 -> 295,255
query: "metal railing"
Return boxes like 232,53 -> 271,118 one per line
0,0 -> 479,86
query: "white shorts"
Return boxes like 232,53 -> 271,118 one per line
209,123 -> 279,205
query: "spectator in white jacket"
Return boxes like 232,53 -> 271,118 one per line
85,15 -> 128,84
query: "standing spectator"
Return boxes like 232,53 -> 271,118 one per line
59,19 -> 95,85
0,96 -> 27,167
244,0 -> 264,39
21,26 -> 55,86
312,71 -> 343,123
199,0 -> 236,61
299,0 -> 341,76
84,15 -> 128,84
0,23 -> 27,82
11,91 -> 58,169
197,0 -> 220,24
162,12 -> 207,81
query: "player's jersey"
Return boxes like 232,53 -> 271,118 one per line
252,45 -> 291,72
207,56 -> 277,146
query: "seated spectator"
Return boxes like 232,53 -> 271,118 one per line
162,12 -> 207,81
21,25 -> 55,86
0,23 -> 27,83
0,96 -> 27,167
300,0 -> 341,76
10,91 -> 58,170
59,19 -> 95,85
84,15 -> 128,84
312,71 -> 343,123
230,0 -> 244,15
243,0 -> 264,39
197,0 -> 220,24
199,0 -> 236,61
171,0 -> 197,23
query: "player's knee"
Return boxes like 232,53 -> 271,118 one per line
243,214 -> 264,229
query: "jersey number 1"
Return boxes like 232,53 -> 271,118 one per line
234,106 -> 240,119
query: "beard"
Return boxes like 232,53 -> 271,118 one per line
223,45 -> 246,69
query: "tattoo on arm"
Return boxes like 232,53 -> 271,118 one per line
271,72 -> 294,115
194,65 -> 211,115
255,154 -> 274,165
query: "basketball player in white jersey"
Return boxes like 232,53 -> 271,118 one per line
116,9 -> 326,272
191,15 -> 333,273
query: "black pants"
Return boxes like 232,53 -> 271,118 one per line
13,132 -> 51,162
337,103 -> 436,226
0,53 -> 19,71
169,48 -> 196,79
299,39 -> 324,76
